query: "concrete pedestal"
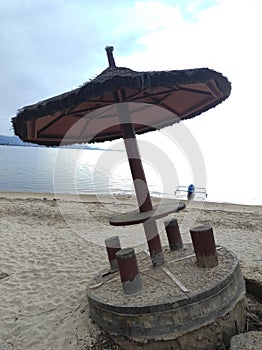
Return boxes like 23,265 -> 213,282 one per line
87,244 -> 246,349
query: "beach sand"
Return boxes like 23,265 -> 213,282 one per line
0,192 -> 261,349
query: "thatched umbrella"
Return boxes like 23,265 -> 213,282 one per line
12,46 -> 231,265
12,46 -> 231,146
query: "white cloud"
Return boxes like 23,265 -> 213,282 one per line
117,0 -> 262,203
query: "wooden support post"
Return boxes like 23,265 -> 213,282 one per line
116,101 -> 164,266
190,225 -> 218,268
116,248 -> 143,295
164,219 -> 183,251
105,236 -> 121,271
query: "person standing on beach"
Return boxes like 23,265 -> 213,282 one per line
187,184 -> 195,200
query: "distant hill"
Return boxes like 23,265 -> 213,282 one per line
0,134 -> 104,150
0,135 -> 33,146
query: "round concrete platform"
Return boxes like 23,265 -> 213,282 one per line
87,244 -> 246,348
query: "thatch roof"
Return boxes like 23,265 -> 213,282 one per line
12,47 -> 231,146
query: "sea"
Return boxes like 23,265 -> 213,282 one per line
0,145 -> 164,197
0,145 -> 260,205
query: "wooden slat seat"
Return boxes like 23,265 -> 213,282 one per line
109,201 -> 186,226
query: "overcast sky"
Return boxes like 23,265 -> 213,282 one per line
1,0 -> 261,203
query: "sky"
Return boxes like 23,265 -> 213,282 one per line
1,0 -> 262,204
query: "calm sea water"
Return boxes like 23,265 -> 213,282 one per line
0,145 -> 167,197
0,145 -> 261,205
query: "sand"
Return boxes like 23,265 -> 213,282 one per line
0,191 -> 261,350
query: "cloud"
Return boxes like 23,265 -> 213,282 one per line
0,0 -> 144,133
1,0 -> 262,147
116,0 -> 262,201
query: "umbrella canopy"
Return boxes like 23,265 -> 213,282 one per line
12,46 -> 231,146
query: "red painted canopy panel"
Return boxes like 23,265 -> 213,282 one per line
12,48 -> 231,146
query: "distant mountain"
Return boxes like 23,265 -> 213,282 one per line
0,135 -> 33,146
0,134 -> 104,150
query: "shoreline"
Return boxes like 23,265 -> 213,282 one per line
1,190 -> 262,210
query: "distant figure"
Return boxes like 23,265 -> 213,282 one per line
187,184 -> 195,200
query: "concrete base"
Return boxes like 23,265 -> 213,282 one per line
113,298 -> 247,350
87,245 -> 246,349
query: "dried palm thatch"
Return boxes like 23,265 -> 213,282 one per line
12,47 -> 231,146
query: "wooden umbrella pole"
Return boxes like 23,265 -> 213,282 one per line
116,101 -> 164,266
